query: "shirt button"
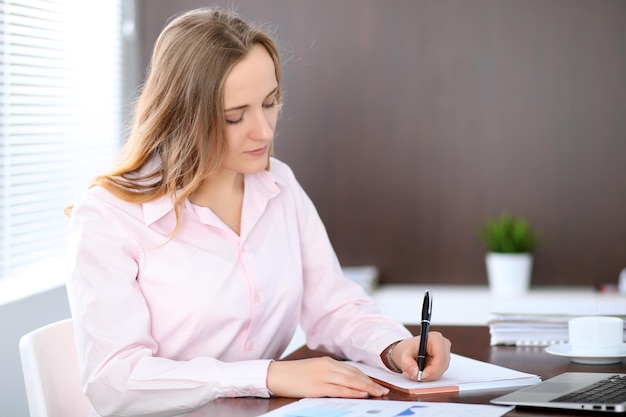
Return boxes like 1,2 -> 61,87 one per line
254,292 -> 260,303
246,341 -> 254,351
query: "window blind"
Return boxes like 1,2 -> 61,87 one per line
0,0 -> 122,281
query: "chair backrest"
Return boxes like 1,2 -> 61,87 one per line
19,318 -> 92,417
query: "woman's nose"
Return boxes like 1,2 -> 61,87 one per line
249,110 -> 274,140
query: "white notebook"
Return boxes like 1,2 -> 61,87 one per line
347,353 -> 540,395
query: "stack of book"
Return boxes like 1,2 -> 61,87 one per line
488,296 -> 626,346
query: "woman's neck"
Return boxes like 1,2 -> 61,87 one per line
190,170 -> 244,208
189,170 -> 244,233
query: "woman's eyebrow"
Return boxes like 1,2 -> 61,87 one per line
224,86 -> 279,112
264,86 -> 279,99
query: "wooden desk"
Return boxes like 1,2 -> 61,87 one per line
189,325 -> 626,417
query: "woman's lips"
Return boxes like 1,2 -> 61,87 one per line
246,145 -> 268,156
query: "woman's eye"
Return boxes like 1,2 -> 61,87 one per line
263,99 -> 277,109
225,113 -> 244,125
226,117 -> 243,125
225,99 -> 276,124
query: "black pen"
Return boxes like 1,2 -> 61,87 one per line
417,290 -> 432,382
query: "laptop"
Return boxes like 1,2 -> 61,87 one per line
491,372 -> 626,413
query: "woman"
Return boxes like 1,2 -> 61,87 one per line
66,7 -> 451,417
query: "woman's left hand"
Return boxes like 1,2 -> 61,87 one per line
390,331 -> 451,382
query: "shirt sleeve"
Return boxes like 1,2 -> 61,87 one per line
283,168 -> 412,368
66,191 -> 272,417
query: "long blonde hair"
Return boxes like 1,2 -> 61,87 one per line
68,8 -> 281,232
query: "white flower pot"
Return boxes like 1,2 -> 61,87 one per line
485,252 -> 533,296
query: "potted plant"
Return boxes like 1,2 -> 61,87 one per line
480,212 -> 539,296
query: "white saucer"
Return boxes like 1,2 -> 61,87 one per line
545,343 -> 626,365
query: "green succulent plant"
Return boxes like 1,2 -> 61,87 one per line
480,212 -> 539,253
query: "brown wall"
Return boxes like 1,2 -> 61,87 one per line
137,0 -> 626,286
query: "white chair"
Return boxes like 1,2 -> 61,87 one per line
19,318 -> 91,417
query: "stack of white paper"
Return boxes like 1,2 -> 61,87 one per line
488,297 -> 626,346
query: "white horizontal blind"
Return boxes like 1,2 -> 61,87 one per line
0,0 -> 122,281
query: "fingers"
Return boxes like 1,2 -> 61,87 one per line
267,357 -> 390,399
393,332 -> 452,382
323,359 -> 389,397
421,331 -> 451,381
309,358 -> 391,397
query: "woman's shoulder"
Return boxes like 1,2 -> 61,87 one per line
75,185 -> 126,205
72,185 -> 143,219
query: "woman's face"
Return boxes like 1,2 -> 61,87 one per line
221,44 -> 279,175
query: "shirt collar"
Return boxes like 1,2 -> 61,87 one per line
251,163 -> 286,197
142,193 -> 177,226
141,162 -> 286,226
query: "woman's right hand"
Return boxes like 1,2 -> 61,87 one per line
266,357 -> 390,398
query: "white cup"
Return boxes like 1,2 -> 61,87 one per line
568,316 -> 624,356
